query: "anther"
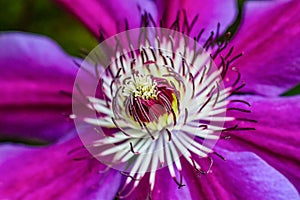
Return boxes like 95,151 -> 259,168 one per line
166,129 -> 172,141
184,108 -> 188,125
230,52 -> 244,63
111,117 -> 130,136
198,95 -> 212,113
213,152 -> 226,161
232,70 -> 241,88
143,123 -> 155,140
212,83 -> 220,107
222,125 -> 256,132
173,172 -> 185,189
230,99 -> 251,107
231,81 -> 246,93
189,73 -> 195,98
236,118 -> 258,123
225,46 -> 234,60
227,107 -> 251,113
130,142 -> 139,155
183,10 -> 199,35
120,172 -> 140,181
199,124 -> 208,130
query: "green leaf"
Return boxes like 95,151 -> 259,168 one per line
0,136 -> 50,146
0,0 -> 98,56
219,0 -> 246,41
281,84 -> 300,96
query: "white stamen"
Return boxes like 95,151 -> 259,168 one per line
82,32 -> 236,194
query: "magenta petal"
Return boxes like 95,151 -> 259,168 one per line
228,1 -> 300,96
157,0 -> 237,38
0,144 -> 35,165
55,0 -> 237,40
221,95 -> 300,192
55,0 -> 158,37
122,166 -> 192,199
0,32 -> 77,142
182,151 -> 299,200
0,137 -> 121,199
152,167 -> 192,200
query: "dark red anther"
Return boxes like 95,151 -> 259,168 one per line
128,80 -> 177,125
166,129 -> 172,141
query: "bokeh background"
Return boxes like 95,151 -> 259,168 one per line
0,0 -> 97,56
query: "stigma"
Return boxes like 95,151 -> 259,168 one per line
125,74 -> 157,100
123,73 -> 178,125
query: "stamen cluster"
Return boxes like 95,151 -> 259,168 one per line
71,11 -> 254,199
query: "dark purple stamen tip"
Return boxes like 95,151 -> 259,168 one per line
173,172 -> 185,189
130,142 -> 139,155
166,129 -> 172,141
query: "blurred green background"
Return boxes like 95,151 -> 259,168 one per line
0,0 -> 98,56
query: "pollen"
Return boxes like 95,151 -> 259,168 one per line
128,74 -> 158,100
123,73 -> 178,124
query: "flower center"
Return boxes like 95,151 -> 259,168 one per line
73,26 -> 250,199
123,74 -> 178,124
128,74 -> 158,100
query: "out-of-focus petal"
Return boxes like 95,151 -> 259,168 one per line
55,0 -> 158,38
181,151 -> 300,200
0,137 -> 121,199
0,144 -> 35,165
157,0 -> 237,38
55,0 -> 238,40
221,95 -> 300,192
0,32 -> 77,142
227,0 -> 300,96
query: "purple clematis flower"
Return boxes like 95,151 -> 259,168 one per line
1,0 -> 300,199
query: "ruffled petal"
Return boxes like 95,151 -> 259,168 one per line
228,0 -> 300,96
0,32 -> 77,142
0,136 -> 121,199
221,95 -> 300,192
55,0 -> 158,37
181,151 -> 300,200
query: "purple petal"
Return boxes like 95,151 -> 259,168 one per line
227,1 -> 300,96
0,137 -> 121,199
182,151 -> 300,200
152,168 -> 192,200
55,0 -> 158,37
157,0 -> 237,38
0,32 -> 77,142
55,0 -> 237,40
220,95 -> 300,192
120,174 -> 151,199
122,167 -> 192,199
